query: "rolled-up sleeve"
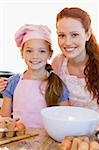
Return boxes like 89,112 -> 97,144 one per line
58,85 -> 69,102
2,74 -> 20,100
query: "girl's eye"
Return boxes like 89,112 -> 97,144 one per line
26,49 -> 32,52
58,34 -> 65,38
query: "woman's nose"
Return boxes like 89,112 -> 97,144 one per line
63,36 -> 72,45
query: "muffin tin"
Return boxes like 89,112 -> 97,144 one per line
0,128 -> 25,139
0,117 -> 26,139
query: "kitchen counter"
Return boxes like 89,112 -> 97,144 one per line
0,128 -> 59,150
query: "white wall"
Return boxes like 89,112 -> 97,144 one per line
0,0 -> 99,73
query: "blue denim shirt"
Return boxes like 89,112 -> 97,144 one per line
2,74 -> 69,102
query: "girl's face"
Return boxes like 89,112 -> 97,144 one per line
56,17 -> 91,59
21,39 -> 52,71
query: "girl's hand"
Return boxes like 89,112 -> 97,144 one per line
0,77 -> 8,92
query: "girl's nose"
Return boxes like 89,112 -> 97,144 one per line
32,50 -> 38,58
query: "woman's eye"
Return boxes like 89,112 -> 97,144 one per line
41,50 -> 45,52
72,33 -> 79,37
39,49 -> 46,53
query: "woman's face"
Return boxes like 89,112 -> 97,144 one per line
56,17 -> 91,59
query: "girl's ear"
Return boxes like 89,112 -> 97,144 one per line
86,28 -> 92,41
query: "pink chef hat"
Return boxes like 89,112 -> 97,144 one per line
15,24 -> 52,47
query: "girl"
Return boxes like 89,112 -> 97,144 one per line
52,7 -> 99,112
1,24 -> 69,128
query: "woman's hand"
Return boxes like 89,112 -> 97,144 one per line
0,77 -> 8,92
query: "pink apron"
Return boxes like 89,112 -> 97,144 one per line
13,75 -> 47,128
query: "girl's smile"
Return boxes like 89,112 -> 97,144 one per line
22,39 -> 51,71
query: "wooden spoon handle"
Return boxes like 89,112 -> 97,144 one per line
0,132 -> 39,146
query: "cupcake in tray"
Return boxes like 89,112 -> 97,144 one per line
0,128 -> 6,138
4,117 -> 16,130
0,117 -> 6,128
5,130 -> 16,138
0,117 -> 7,138
15,122 -> 26,136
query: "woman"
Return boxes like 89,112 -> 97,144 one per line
52,7 -> 99,112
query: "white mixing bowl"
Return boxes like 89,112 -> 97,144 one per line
41,106 -> 99,142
